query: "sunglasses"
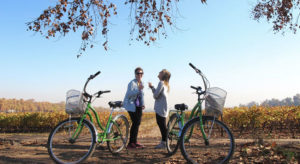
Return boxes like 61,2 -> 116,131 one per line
136,72 -> 144,75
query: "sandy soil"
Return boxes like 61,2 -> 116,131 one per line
0,118 -> 299,164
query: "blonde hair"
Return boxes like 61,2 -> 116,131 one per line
161,69 -> 171,92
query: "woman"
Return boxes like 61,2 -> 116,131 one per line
123,67 -> 145,149
148,69 -> 171,149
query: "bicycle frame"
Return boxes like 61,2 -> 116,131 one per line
171,100 -> 208,142
187,101 -> 209,143
70,102 -> 123,143
169,102 -> 200,135
68,71 -> 123,144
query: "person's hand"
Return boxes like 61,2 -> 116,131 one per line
148,82 -> 153,88
138,83 -> 144,90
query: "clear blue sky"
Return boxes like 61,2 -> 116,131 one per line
0,0 -> 300,110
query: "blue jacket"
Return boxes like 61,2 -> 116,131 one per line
123,79 -> 145,112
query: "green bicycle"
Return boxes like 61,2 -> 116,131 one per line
166,62 -> 210,156
166,102 -> 197,155
47,71 -> 129,164
167,63 -> 235,164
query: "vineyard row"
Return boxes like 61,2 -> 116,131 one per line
0,106 -> 299,138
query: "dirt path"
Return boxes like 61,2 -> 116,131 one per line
0,133 -> 299,164
0,118 -> 299,164
0,133 -> 184,164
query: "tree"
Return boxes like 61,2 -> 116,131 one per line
27,0 -> 206,57
27,0 -> 300,57
252,0 -> 300,34
261,98 -> 281,107
293,94 -> 300,106
247,101 -> 259,107
281,97 -> 293,106
239,101 -> 259,107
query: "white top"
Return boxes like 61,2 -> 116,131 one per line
151,81 -> 168,117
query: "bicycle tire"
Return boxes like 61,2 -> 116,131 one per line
47,117 -> 97,164
179,116 -> 235,164
107,114 -> 129,153
166,113 -> 181,155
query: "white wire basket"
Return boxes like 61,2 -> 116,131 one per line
65,89 -> 87,115
205,87 -> 227,117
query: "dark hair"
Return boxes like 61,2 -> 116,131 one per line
135,67 -> 143,74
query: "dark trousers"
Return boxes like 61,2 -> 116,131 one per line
128,107 -> 143,144
156,113 -> 167,142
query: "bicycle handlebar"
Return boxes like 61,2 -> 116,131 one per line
83,71 -> 110,99
89,71 -> 101,80
189,63 -> 201,73
189,63 -> 209,95
189,63 -> 196,69
95,90 -> 111,97
191,85 -> 206,95
101,90 -> 111,93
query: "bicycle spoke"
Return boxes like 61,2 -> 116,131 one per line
107,115 -> 129,153
166,114 -> 181,155
206,117 -> 215,140
48,118 -> 96,164
180,117 -> 234,164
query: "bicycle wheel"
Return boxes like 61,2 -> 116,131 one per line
47,117 -> 96,164
166,113 -> 181,155
107,114 -> 129,153
180,116 -> 234,164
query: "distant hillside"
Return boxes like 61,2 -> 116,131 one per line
0,98 -> 108,112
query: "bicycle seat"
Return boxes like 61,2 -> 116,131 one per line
108,101 -> 123,108
175,103 -> 188,111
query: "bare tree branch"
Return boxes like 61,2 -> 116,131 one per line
27,0 -> 300,57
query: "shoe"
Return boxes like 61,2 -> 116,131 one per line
127,143 -> 137,149
155,141 -> 166,149
135,142 -> 144,148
